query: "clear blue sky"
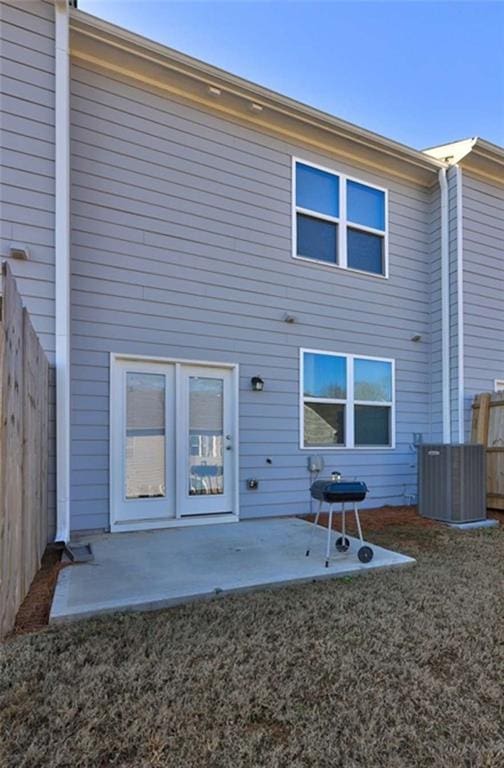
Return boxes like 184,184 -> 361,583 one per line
79,0 -> 504,149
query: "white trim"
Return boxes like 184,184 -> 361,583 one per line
292,157 -> 389,278
111,514 -> 239,533
295,206 -> 340,225
111,352 -> 238,369
455,165 -> 465,443
174,361 -> 182,519
346,353 -> 354,446
292,156 -> 389,195
54,0 -> 71,544
347,221 -> 387,237
339,173 -> 347,268
439,168 -> 451,443
292,254 -> 388,281
109,353 -> 240,532
494,380 -> 504,393
299,348 -> 395,450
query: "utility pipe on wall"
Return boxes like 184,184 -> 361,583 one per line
54,0 -> 71,543
455,166 -> 465,443
439,168 -> 451,443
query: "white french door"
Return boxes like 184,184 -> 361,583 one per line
110,357 -> 238,531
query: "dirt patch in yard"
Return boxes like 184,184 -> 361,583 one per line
11,548 -> 64,636
1,510 -> 503,768
306,504 -> 444,554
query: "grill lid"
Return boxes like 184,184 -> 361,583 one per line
310,479 -> 368,503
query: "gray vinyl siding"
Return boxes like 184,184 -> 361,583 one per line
462,172 -> 504,437
69,60 -> 436,532
0,0 -> 56,537
0,0 -> 55,352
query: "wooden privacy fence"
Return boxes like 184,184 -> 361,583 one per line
0,262 -> 49,639
472,392 -> 504,511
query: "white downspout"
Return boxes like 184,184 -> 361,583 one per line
54,0 -> 71,543
455,166 -> 465,443
439,168 -> 451,443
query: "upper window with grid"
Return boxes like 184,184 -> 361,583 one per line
294,161 -> 387,277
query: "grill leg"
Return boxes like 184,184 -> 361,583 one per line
325,504 -> 333,567
354,503 -> 364,544
342,502 -> 346,543
306,500 -> 323,557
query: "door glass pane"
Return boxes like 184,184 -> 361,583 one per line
304,403 -> 345,446
125,373 -> 165,499
297,213 -> 338,264
355,405 -> 390,446
354,359 -> 392,401
303,353 -> 346,398
189,377 -> 224,496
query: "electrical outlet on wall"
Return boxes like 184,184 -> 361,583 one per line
308,455 -> 325,473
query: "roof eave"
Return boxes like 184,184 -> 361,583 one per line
69,9 -> 445,185
424,138 -> 504,184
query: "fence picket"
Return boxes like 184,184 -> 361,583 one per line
0,263 -> 50,638
472,392 -> 504,511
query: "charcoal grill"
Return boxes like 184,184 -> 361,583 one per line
306,474 -> 374,567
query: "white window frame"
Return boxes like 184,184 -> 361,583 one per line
292,157 -> 389,279
495,379 -> 504,393
299,348 -> 396,450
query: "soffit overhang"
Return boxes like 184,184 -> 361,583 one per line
425,138 -> 504,185
70,10 -> 445,187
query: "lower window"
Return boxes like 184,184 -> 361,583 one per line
354,405 -> 390,446
301,350 -> 394,448
297,213 -> 338,264
347,228 -> 384,275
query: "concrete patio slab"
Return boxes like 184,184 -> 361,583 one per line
447,518 -> 499,530
50,517 -> 415,623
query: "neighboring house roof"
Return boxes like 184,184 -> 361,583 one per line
424,138 -> 504,184
69,8 -> 447,186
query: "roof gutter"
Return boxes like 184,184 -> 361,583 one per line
439,168 -> 451,443
54,0 -> 71,544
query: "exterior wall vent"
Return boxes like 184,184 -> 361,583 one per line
418,444 -> 486,523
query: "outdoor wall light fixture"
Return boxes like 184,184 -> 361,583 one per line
251,376 -> 264,391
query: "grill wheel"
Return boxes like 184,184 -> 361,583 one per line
358,545 -> 374,563
335,536 -> 350,552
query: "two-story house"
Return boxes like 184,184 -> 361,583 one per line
1,0 -> 503,543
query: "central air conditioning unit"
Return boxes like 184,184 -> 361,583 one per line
417,444 -> 486,523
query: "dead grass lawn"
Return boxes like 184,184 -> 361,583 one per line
1,515 -> 503,767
